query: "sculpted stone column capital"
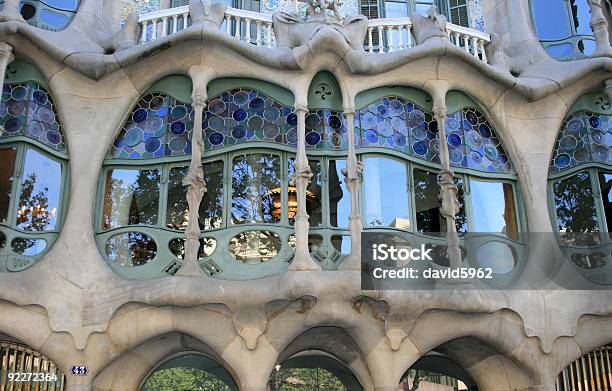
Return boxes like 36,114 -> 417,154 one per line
433,106 -> 448,119
192,93 -> 207,108
0,43 -> 14,61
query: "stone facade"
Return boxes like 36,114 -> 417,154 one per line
0,0 -> 610,390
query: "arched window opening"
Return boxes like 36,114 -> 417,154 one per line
270,351 -> 363,391
0,340 -> 67,389
0,79 -> 68,272
140,353 -> 238,391
548,92 -> 611,284
400,352 -> 477,391
0,0 -> 81,31
530,0 -> 610,60
556,344 -> 612,391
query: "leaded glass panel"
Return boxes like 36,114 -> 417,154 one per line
111,93 -> 194,159
356,97 -> 512,173
0,83 -> 65,152
550,111 -> 611,173
203,89 -> 295,149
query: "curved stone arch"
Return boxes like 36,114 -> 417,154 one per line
0,300 -> 78,374
400,309 -> 546,386
273,326 -> 372,391
93,332 -> 240,391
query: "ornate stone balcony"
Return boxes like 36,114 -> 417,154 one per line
137,4 -> 490,62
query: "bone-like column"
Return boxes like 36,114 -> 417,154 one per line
339,111 -> 364,271
288,106 -> 322,271
433,106 -> 462,269
0,43 -> 14,92
178,90 -> 208,277
588,0 -> 612,57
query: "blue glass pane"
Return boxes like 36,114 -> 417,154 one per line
545,42 -> 576,59
39,9 -> 70,29
532,0 -> 572,40
385,1 -> 408,17
363,157 -> 410,228
571,0 -> 593,35
578,38 -> 597,56
41,0 -> 79,11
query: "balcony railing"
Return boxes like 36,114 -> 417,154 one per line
138,6 -> 490,62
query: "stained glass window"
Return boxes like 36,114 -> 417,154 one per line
550,111 -> 611,173
0,82 -> 66,152
204,89 -> 295,150
305,109 -> 348,150
356,97 -> 512,173
110,93 -> 194,159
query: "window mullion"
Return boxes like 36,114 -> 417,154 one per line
159,164 -> 169,230
590,168 -> 607,233
9,144 -> 26,229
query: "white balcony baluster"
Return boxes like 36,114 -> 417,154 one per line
135,5 -> 490,63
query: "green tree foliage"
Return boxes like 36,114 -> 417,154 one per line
270,368 -> 346,391
142,368 -> 231,391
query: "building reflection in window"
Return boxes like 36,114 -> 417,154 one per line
414,168 -> 467,234
102,168 -> 160,230
0,147 -> 16,224
328,159 -> 350,228
231,153 -> 281,224
16,149 -> 62,231
471,180 -> 518,239
363,157 -> 411,229
287,158 -> 322,226
166,161 -> 225,230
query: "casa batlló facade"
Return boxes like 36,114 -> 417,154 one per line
0,0 -> 610,390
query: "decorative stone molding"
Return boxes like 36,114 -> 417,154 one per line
339,111 -> 364,271
189,0 -> 227,28
410,6 -> 448,45
112,11 -> 141,52
0,42 -> 14,92
0,0 -> 25,23
588,0 -> 612,57
272,0 -> 367,50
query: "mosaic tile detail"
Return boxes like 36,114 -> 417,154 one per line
110,93 -> 195,159
550,111 -> 611,173
356,97 -> 512,173
203,88 -> 295,150
0,82 -> 66,153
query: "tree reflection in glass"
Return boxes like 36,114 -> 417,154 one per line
166,161 -> 224,230
102,168 -> 160,230
288,158 -> 322,226
414,169 -> 467,235
328,160 -> 350,228
471,180 -> 518,239
599,172 -> 612,233
363,157 -> 410,228
105,232 -> 157,266
16,149 -> 62,231
0,147 -> 16,224
231,154 -> 280,224
553,171 -> 599,244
